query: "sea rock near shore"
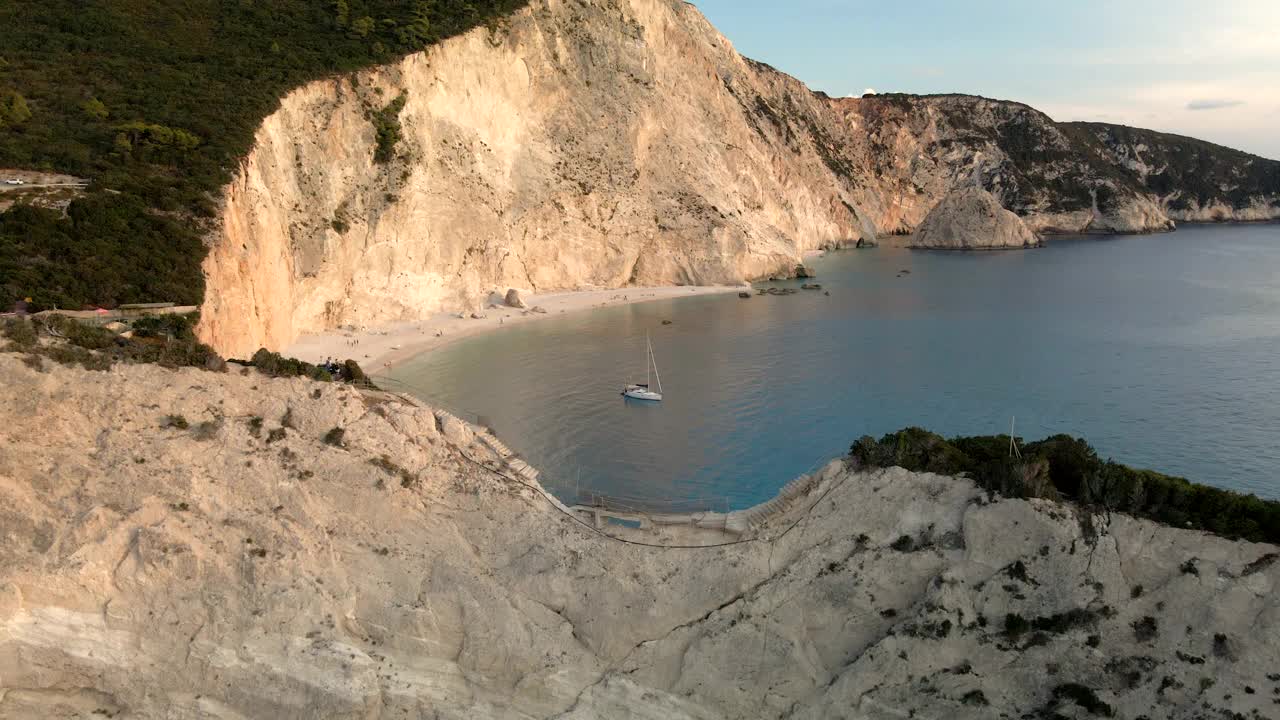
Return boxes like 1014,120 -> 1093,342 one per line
504,288 -> 527,309
910,186 -> 1042,250
3,352 -> 1278,719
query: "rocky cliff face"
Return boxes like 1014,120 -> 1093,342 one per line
910,186 -> 1040,250
1068,121 -> 1280,223
197,1 -> 1280,357
830,94 -> 1177,236
832,94 -> 1280,236
3,353 -> 1278,719
198,0 -> 876,358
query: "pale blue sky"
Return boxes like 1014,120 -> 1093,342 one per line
693,0 -> 1280,160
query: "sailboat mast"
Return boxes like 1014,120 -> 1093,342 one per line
650,337 -> 663,394
645,333 -> 651,387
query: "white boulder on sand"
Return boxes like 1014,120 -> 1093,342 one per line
2,353 -> 1279,719
911,186 -> 1042,249
504,288 -> 527,309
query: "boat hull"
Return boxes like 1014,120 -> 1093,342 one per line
622,387 -> 663,402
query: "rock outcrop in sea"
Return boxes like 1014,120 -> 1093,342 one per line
910,186 -> 1041,250
3,353 -> 1277,719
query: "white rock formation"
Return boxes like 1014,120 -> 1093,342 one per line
193,2 -> 1274,358
2,352 -> 1278,719
1168,197 -> 1280,223
828,95 -> 1185,237
910,186 -> 1041,249
197,0 -> 876,358
438,410 -> 474,446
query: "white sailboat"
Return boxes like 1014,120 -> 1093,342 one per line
622,334 -> 663,402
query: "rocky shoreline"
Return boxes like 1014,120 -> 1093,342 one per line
283,284 -> 744,371
2,353 -> 1277,719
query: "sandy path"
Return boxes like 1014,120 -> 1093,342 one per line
283,284 -> 747,372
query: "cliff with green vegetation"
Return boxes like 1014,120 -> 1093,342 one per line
193,0 -> 879,356
850,427 -> 1280,545
0,0 -> 526,312
1067,121 -> 1280,221
832,93 -> 1280,234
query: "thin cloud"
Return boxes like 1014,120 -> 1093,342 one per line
1187,99 -> 1245,111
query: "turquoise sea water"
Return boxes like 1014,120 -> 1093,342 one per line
389,224 -> 1280,509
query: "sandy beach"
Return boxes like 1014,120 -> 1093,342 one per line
284,284 -> 747,373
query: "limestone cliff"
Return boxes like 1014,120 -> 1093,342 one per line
831,93 -> 1280,235
829,94 -> 1177,235
1069,121 -> 1280,223
196,2 -> 1280,358
910,186 -> 1041,250
198,0 -> 876,358
3,353 -> 1279,719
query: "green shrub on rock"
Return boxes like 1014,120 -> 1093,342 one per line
1050,683 -> 1113,717
43,315 -> 117,350
0,0 -> 531,313
343,359 -> 372,386
1023,434 -> 1099,498
1,318 -> 37,348
43,343 -> 112,371
131,313 -> 198,341
5,313 -> 225,373
322,427 -> 346,447
849,427 -> 969,476
247,348 -> 374,386
250,348 -> 331,381
849,427 -> 1280,544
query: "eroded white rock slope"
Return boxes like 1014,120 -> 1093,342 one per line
2,353 -> 1277,719
198,0 -> 877,358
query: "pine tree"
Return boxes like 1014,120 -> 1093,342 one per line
0,90 -> 32,128
80,98 -> 109,120
396,2 -> 433,47
351,16 -> 375,38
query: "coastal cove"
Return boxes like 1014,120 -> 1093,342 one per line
385,223 -> 1280,509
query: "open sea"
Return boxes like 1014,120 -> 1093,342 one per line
389,223 -> 1280,509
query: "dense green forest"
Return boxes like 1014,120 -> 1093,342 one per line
0,0 -> 526,311
850,428 -> 1280,545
